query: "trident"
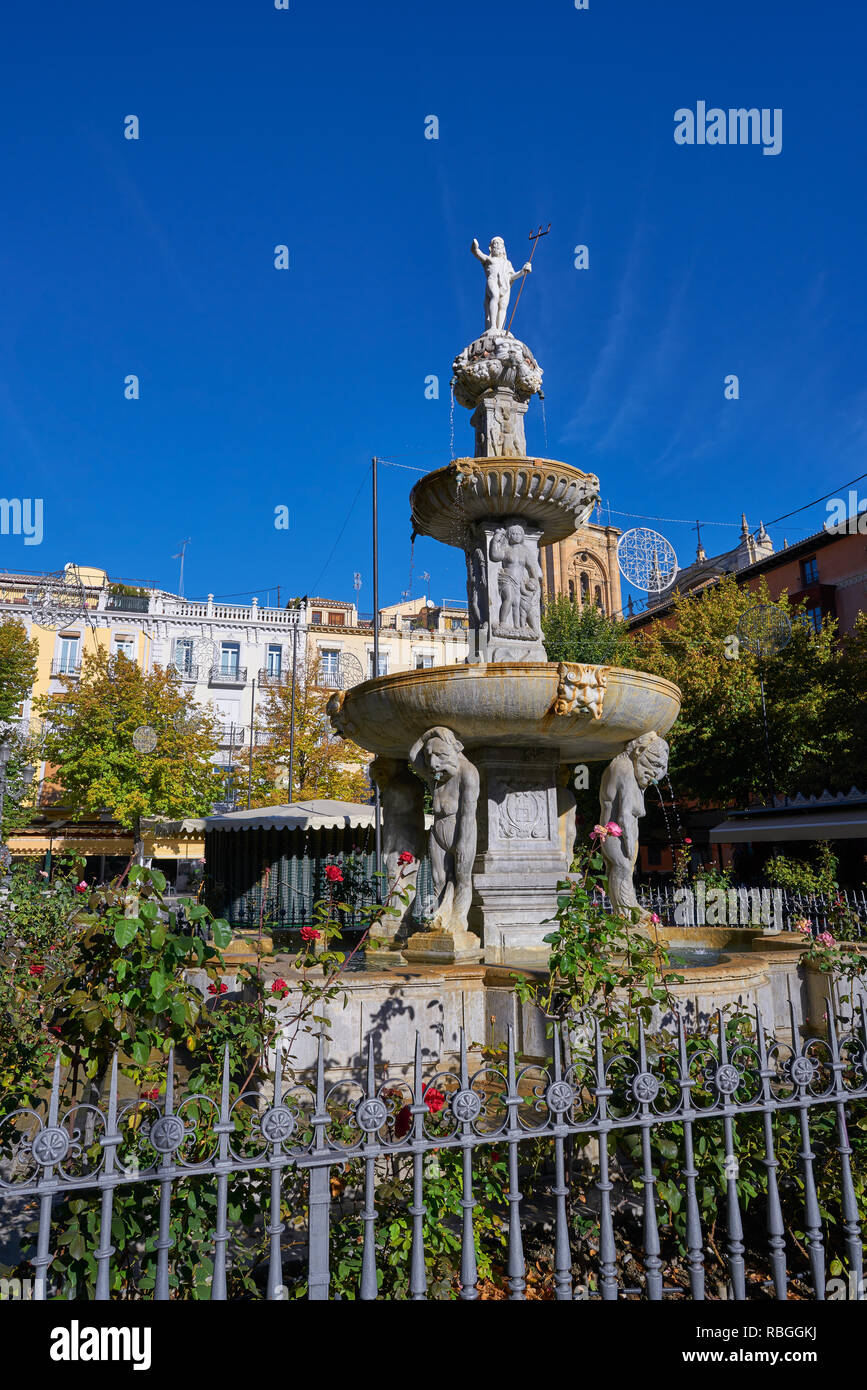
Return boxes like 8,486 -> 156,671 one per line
506,223 -> 551,335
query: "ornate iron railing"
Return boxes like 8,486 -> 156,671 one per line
208,665 -> 247,686
1,1003 -> 865,1301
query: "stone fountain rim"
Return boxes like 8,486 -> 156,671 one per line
349,661 -> 681,701
409,456 -> 602,546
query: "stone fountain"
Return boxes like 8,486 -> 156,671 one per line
328,235 -> 681,964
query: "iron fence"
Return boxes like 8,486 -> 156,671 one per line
1,1001 -> 865,1301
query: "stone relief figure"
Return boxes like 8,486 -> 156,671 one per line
553,662 -> 609,720
369,756 -> 427,940
464,524 -> 489,632
597,732 -> 669,916
471,236 -> 532,333
490,524 -> 543,636
409,726 -> 479,935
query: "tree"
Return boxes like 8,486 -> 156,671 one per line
248,658 -> 370,806
629,575 -> 846,807
34,651 -> 225,836
0,618 -> 38,723
541,596 -> 637,667
834,611 -> 867,789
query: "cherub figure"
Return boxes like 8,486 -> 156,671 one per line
471,236 -> 532,332
490,523 -> 543,632
409,726 -> 479,935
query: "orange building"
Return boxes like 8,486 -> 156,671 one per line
629,517 -> 867,637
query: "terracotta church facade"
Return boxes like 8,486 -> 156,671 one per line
540,520 -> 623,618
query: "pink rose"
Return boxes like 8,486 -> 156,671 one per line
650,913 -> 661,925
75,881 -> 88,893
605,822 -> 622,837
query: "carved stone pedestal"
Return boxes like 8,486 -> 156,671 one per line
402,929 -> 483,965
469,746 -> 569,963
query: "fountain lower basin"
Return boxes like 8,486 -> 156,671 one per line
328,663 -> 681,760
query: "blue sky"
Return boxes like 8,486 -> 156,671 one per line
1,0 -> 865,613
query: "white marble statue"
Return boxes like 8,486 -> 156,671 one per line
471,236 -> 532,333
598,732 -> 669,916
409,726 -> 479,936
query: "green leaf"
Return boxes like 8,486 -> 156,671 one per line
114,918 -> 139,949
131,1039 -> 151,1065
150,922 -> 167,949
149,869 -> 167,893
211,919 -> 232,950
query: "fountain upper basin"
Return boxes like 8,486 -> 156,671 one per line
328,663 -> 681,760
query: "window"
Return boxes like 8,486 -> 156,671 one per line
328,611 -> 345,626
801,556 -> 819,586
449,618 -> 465,630
220,642 -> 240,676
804,604 -> 823,633
367,650 -> 389,678
580,572 -> 590,600
415,653 -> 434,669
312,611 -> 322,625
320,649 -> 341,685
594,586 -> 603,611
568,579 -> 575,602
174,638 -> 194,675
57,636 -> 79,673
113,636 -> 135,661
266,644 -> 282,677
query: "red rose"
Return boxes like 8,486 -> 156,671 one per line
394,1104 -> 412,1139
75,881 -> 88,894
423,1085 -> 446,1115
684,838 -> 692,845
207,981 -> 228,996
300,925 -> 321,942
140,1087 -> 159,1101
29,964 -> 45,977
271,977 -> 288,993
398,851 -> 414,865
324,865 -> 343,883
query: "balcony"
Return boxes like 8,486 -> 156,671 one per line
209,665 -> 247,687
51,660 -> 81,678
172,663 -> 199,683
105,593 -> 151,613
258,669 -> 290,688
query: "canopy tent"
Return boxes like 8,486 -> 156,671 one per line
710,789 -> 867,844
203,800 -> 434,931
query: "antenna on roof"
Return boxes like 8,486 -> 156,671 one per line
172,538 -> 192,598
